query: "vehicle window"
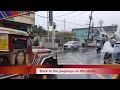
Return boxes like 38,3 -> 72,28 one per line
66,41 -> 74,44
73,42 -> 76,44
74,42 -> 78,44
13,38 -> 27,49
0,56 -> 10,66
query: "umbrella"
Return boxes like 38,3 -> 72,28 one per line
101,41 -> 114,53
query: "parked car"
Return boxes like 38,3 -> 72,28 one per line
63,41 -> 80,50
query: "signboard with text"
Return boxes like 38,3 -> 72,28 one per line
0,34 -> 9,50
49,11 -> 53,26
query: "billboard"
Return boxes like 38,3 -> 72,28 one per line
0,34 -> 9,51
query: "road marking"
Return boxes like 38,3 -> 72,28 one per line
70,55 -> 106,79
58,56 -> 66,59
57,53 -> 71,59
70,56 -> 83,64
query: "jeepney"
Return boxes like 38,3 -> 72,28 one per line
0,27 -> 58,79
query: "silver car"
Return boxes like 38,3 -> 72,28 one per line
63,41 -> 80,50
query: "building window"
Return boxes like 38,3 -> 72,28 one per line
13,38 -> 27,49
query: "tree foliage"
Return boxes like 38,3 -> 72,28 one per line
32,26 -> 48,37
33,38 -> 39,46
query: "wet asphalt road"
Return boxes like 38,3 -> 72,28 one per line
57,47 -> 105,64
56,47 -> 113,79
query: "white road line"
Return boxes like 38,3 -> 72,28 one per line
70,56 -> 83,64
70,55 -> 106,79
57,53 -> 71,59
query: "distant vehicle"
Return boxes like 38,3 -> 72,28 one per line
32,48 -> 51,54
96,43 -> 102,53
88,41 -> 96,47
63,41 -> 80,50
36,46 -> 45,49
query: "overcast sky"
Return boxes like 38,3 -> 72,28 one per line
35,11 -> 120,32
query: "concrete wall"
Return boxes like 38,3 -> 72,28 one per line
42,43 -> 58,49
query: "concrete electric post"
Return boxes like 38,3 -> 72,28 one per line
87,11 -> 93,47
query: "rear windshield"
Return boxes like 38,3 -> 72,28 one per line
66,41 -> 75,44
13,38 -> 27,49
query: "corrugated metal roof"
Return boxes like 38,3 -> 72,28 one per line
0,27 -> 29,36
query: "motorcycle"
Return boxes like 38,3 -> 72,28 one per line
96,46 -> 101,53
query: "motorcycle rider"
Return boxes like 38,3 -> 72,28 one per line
96,42 -> 102,53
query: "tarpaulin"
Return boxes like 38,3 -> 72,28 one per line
0,11 -> 34,20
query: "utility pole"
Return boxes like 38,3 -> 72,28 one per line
52,22 -> 54,49
98,20 -> 103,31
47,11 -> 49,43
91,22 -> 94,41
64,18 -> 65,31
87,11 -> 93,47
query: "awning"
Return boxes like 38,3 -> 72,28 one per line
0,11 -> 35,20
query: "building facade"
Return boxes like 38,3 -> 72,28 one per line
72,28 -> 94,42
0,11 -> 35,33
72,25 -> 118,44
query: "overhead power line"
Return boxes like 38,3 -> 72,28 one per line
66,11 -> 88,20
53,11 -> 77,18
35,14 -> 89,26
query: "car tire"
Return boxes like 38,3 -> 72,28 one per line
64,48 -> 66,50
104,61 -> 107,64
71,47 -> 73,50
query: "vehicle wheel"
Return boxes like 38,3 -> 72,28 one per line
24,75 -> 30,79
97,49 -> 99,53
27,74 -> 43,79
71,47 -> 73,50
64,48 -> 66,50
104,61 -> 107,64
43,58 -> 56,65
47,74 -> 58,79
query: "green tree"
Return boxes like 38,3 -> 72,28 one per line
32,26 -> 48,37
37,26 -> 47,37
33,38 -> 39,46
